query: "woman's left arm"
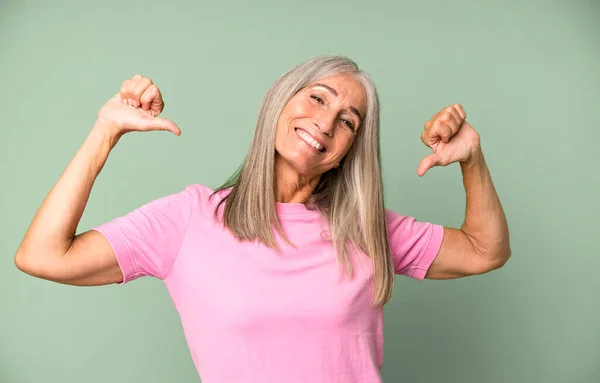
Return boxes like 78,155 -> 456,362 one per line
416,104 -> 511,279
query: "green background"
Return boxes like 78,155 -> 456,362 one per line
1,0 -> 598,382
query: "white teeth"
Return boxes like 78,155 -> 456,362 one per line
297,130 -> 323,151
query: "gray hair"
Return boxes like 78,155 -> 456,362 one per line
214,55 -> 394,307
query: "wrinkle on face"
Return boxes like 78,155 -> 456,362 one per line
274,74 -> 367,203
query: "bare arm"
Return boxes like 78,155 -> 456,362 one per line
14,74 -> 180,286
426,150 -> 511,279
415,104 -> 510,279
14,121 -> 125,285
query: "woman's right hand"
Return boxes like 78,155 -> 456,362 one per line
96,74 -> 181,141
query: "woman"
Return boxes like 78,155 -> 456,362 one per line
15,55 -> 510,382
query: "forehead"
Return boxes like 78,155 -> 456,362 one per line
306,74 -> 367,114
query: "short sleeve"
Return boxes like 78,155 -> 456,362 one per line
386,209 -> 445,280
91,185 -> 197,284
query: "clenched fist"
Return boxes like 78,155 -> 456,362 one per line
96,74 -> 181,141
417,104 -> 481,177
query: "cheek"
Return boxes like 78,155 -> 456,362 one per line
326,140 -> 355,168
277,106 -> 297,131
274,122 -> 288,150
292,101 -> 309,115
275,113 -> 296,152
286,97 -> 311,119
334,137 -> 355,157
276,100 -> 310,139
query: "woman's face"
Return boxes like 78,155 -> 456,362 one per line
274,74 -> 367,178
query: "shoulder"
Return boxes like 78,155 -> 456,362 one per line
384,208 -> 445,278
384,207 -> 442,242
181,183 -> 214,202
180,183 -> 230,212
384,208 -> 426,232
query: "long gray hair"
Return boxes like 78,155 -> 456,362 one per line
213,55 -> 394,307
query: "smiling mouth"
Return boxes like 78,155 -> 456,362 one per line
294,128 -> 326,153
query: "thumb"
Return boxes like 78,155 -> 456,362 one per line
142,117 -> 181,136
417,153 -> 443,177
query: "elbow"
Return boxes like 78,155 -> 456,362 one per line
15,245 -> 73,282
491,246 -> 512,271
14,249 -> 35,276
14,248 -> 48,278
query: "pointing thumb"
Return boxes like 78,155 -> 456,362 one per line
417,153 -> 441,177
145,117 -> 181,136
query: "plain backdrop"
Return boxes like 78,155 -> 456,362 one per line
1,0 -> 599,382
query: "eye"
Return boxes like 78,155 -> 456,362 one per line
310,94 -> 324,104
340,118 -> 355,131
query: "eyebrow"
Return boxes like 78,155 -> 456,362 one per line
313,83 -> 363,123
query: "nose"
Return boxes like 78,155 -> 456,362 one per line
312,111 -> 335,137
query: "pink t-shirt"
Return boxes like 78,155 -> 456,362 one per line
92,184 -> 444,383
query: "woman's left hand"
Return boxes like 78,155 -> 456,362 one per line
417,104 -> 482,177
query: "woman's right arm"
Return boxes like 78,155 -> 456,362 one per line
14,75 -> 180,286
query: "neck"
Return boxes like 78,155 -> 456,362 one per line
274,155 -> 320,203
